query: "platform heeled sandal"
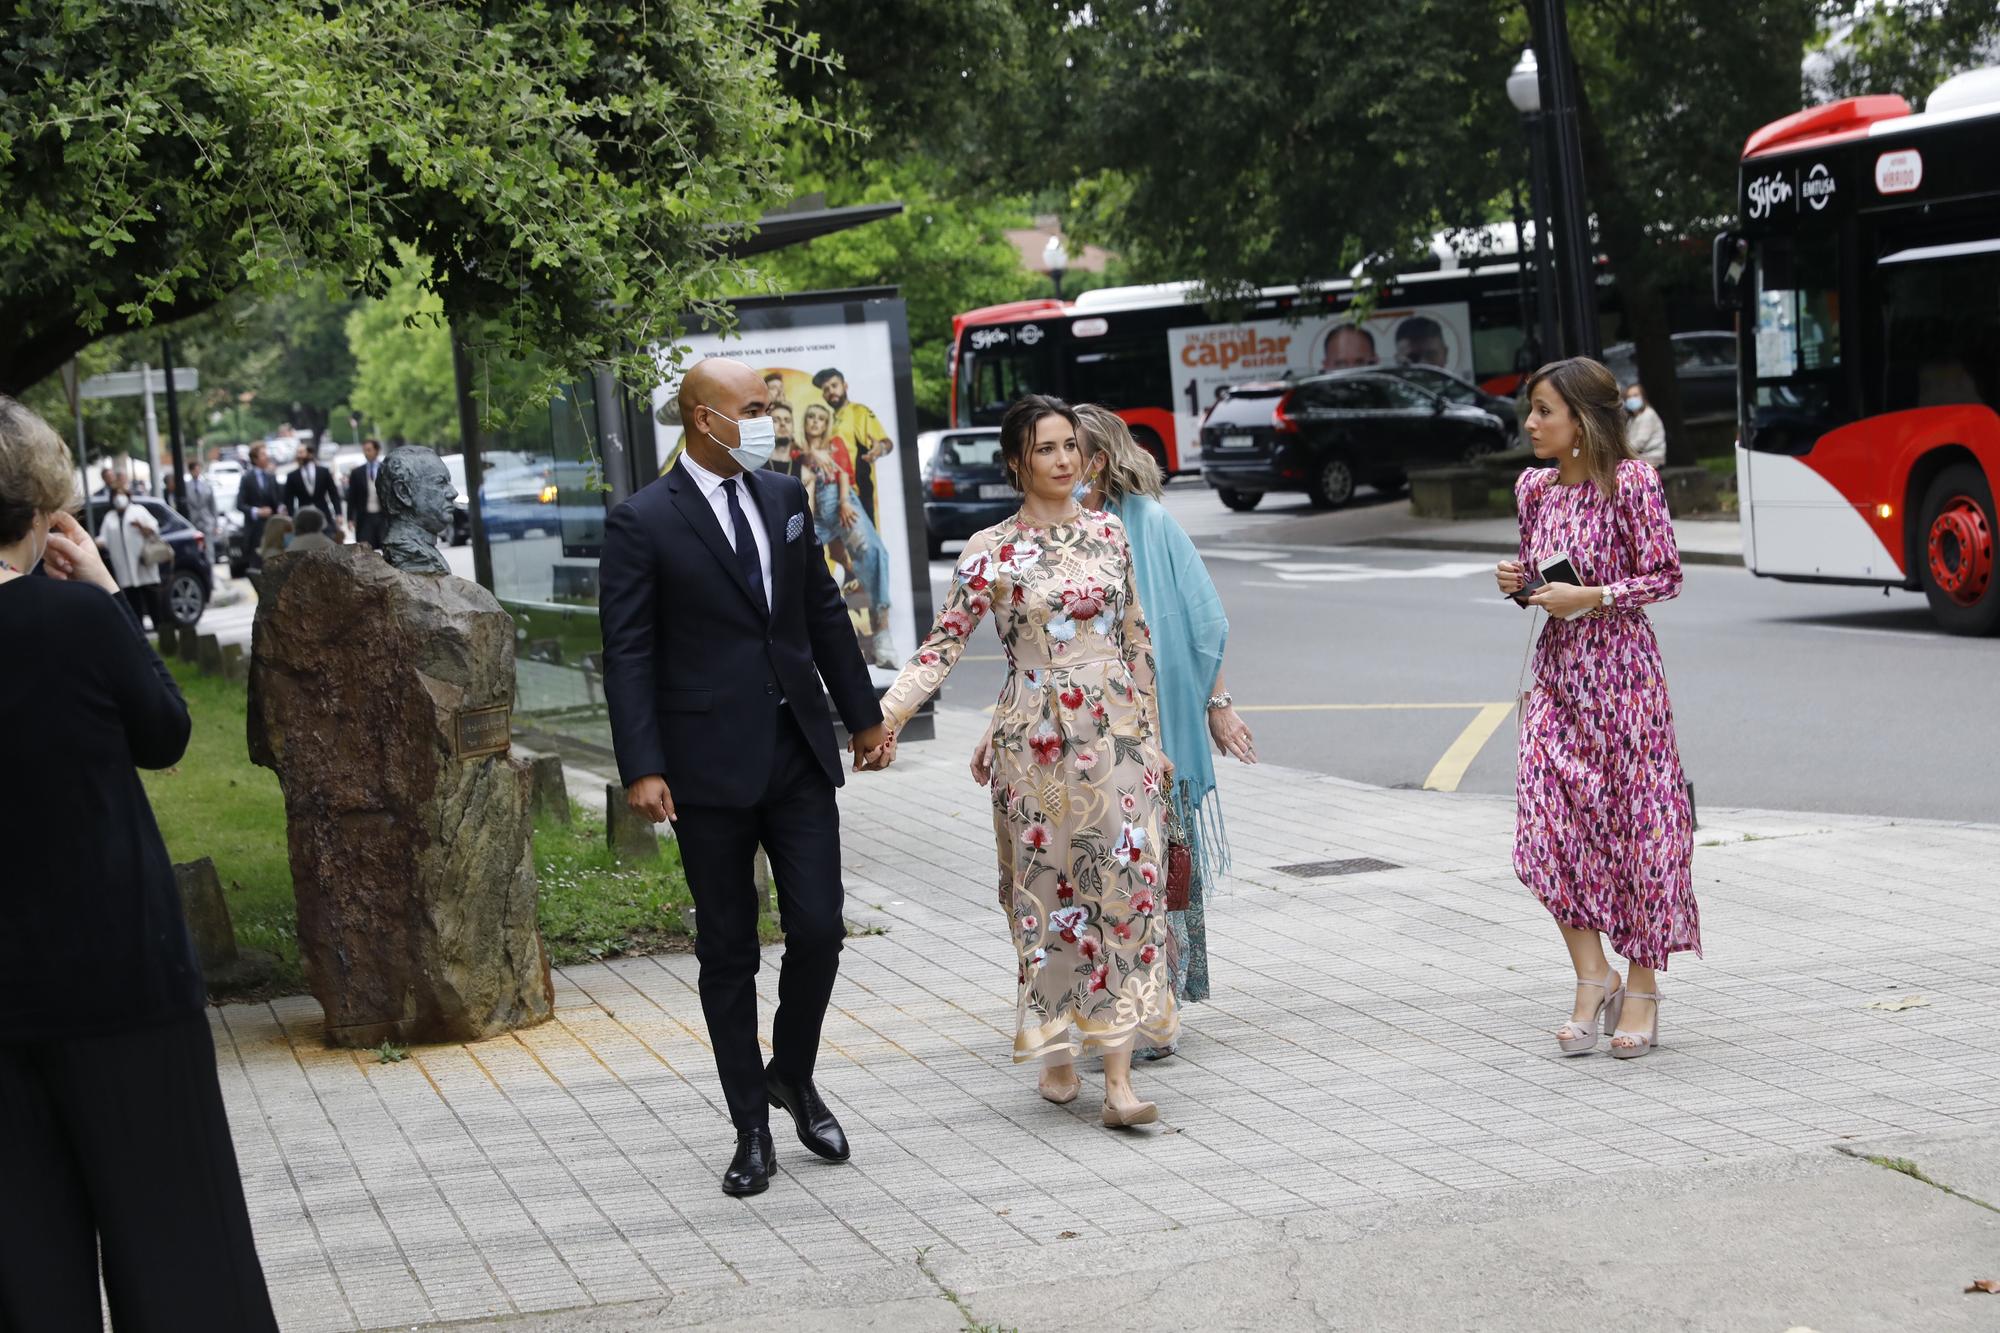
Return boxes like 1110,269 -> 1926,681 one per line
1556,973 -> 1624,1056
1609,988 -> 1661,1059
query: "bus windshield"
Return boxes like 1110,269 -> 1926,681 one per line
958,341 -> 1051,425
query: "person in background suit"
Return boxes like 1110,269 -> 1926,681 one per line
285,507 -> 338,553
283,441 -> 341,528
598,356 -> 894,1198
184,459 -> 222,551
237,444 -> 283,571
347,438 -> 390,548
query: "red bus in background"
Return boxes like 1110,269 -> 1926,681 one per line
950,237 -> 1568,475
1725,66 -> 2000,633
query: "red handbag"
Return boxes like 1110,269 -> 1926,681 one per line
1162,786 -> 1193,912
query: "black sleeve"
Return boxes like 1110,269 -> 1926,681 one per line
325,473 -> 343,518
87,587 -> 191,770
237,478 -> 258,518
347,473 -> 364,515
798,484 -> 881,733
597,500 -> 667,788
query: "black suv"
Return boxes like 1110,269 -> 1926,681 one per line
83,496 -> 214,628
1199,371 -> 1513,510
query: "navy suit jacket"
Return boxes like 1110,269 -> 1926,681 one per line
597,461 -> 881,807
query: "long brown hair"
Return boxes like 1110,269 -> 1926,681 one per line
1074,403 -> 1164,504
1525,357 -> 1633,497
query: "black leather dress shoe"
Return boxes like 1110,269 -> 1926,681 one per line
721,1128 -> 775,1197
765,1071 -> 851,1162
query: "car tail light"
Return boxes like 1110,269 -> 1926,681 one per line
193,531 -> 205,551
539,484 -> 558,504
1272,390 -> 1300,435
930,476 -> 957,499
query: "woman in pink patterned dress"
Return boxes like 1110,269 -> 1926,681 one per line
1497,358 -> 1698,1060
879,395 -> 1177,1127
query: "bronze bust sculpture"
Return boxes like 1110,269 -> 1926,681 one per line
378,446 -> 456,575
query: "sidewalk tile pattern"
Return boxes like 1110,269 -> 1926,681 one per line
209,707 -> 2000,1331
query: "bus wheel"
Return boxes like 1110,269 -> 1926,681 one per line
1919,463 -> 1999,635
1308,455 -> 1356,509
1217,488 -> 1263,512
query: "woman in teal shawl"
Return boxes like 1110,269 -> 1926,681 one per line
973,404 -> 1256,1058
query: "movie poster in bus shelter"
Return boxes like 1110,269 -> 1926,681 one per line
1164,301 -> 1474,450
652,318 -> 920,683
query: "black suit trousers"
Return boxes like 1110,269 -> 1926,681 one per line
673,708 -> 845,1131
0,1011 -> 278,1331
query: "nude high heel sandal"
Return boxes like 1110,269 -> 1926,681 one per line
1101,1095 -> 1158,1128
1609,989 -> 1661,1059
1557,973 -> 1624,1056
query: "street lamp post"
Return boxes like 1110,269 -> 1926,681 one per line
1042,234 -> 1069,300
1506,48 -> 1561,369
1526,0 -> 1602,360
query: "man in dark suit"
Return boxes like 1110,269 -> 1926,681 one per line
599,357 -> 894,1198
236,444 -> 284,569
283,441 -> 342,529
346,439 -> 390,548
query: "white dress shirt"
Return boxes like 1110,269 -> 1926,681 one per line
678,450 -> 774,609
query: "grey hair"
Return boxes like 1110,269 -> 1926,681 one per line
1073,404 -> 1164,503
0,395 -> 78,545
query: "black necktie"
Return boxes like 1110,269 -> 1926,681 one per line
723,477 -> 769,617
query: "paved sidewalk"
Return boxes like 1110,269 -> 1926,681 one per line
212,706 -> 2000,1331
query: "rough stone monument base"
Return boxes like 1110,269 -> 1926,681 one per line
250,544 -> 552,1048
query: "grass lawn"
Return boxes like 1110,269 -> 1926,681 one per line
143,663 -> 732,999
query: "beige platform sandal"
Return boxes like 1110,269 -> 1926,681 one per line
1557,973 -> 1625,1056
1609,988 -> 1662,1059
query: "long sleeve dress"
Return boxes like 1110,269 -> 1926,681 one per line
880,510 -> 1180,1060
1514,460 -> 1699,970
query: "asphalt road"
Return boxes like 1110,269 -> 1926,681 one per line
925,480 -> 2000,824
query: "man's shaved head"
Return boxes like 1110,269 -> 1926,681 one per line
676,357 -> 771,476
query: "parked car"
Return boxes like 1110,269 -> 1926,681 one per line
478,458 -> 561,541
917,427 -> 1013,558
1200,371 -> 1514,510
1377,364 -> 1520,432
82,496 -> 213,628
1601,331 -> 1738,424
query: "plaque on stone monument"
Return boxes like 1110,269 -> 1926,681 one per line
455,704 -> 512,759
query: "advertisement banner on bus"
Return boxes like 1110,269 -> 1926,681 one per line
652,317 -> 920,682
1165,301 -> 1474,444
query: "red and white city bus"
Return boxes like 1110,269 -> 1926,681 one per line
949,235 -> 1573,474
1726,66 -> 2000,633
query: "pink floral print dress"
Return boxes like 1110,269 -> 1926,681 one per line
881,510 -> 1180,1060
1514,461 -> 1700,970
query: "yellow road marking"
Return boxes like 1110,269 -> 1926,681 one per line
1423,702 -> 1517,792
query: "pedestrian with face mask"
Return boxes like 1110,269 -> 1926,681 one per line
96,471 -> 170,630
598,356 -> 893,1197
0,396 -> 279,1330
1624,381 -> 1667,467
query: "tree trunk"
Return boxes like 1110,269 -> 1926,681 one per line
1570,51 -> 1696,468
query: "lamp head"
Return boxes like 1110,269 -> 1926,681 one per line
1507,48 -> 1542,114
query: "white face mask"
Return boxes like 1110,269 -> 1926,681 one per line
1624,395 -> 1644,414
112,493 -> 130,511
704,408 -> 778,472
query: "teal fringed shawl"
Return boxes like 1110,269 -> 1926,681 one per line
1110,494 -> 1231,889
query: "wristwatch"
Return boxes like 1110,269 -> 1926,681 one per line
1599,585 -> 1617,610
1206,691 -> 1233,711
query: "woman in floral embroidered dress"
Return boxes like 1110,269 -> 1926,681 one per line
1498,357 -> 1699,1061
879,395 -> 1176,1127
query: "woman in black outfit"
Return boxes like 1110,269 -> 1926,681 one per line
0,397 -> 276,1331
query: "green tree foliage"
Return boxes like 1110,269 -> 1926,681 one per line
1,0 -> 811,397
346,260 -> 457,446
1812,2 -> 2000,102
749,159 -> 1044,420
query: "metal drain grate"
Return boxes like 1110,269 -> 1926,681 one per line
1274,857 -> 1402,878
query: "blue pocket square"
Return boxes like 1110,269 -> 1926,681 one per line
785,512 -> 805,543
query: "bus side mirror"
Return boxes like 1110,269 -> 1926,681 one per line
1713,232 -> 1748,311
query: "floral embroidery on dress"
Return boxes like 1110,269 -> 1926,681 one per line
881,508 -> 1178,1059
